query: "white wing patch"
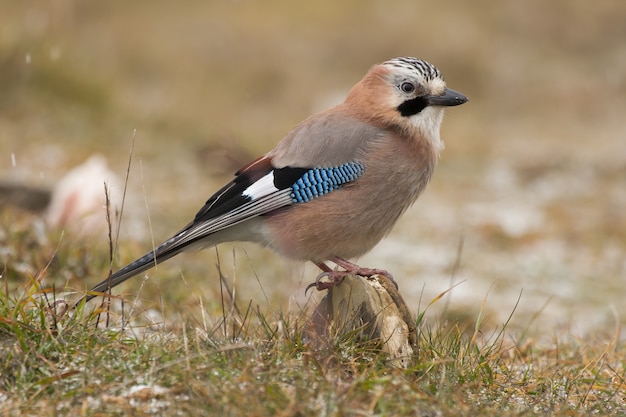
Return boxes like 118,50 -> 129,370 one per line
243,172 -> 278,200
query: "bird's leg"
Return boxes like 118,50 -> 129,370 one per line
306,258 -> 399,293
315,262 -> 333,273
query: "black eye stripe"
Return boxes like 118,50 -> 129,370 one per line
397,97 -> 428,117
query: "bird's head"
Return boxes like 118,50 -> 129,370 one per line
346,57 -> 467,151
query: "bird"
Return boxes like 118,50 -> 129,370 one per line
78,57 -> 468,305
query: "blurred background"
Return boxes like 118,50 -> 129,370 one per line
1,0 -> 625,335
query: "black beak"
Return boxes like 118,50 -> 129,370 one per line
427,88 -> 468,107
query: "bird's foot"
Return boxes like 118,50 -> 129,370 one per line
306,258 -> 398,293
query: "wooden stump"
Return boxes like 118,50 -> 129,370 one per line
309,274 -> 417,368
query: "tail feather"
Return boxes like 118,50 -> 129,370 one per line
78,228 -> 201,305
83,251 -> 163,302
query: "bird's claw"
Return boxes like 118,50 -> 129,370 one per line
305,271 -> 347,294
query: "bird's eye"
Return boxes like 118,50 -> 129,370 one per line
400,82 -> 415,94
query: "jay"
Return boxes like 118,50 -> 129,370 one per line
80,57 -> 467,304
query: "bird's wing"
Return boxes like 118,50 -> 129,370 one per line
149,152 -> 366,253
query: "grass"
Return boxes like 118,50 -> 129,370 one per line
1,212 -> 625,416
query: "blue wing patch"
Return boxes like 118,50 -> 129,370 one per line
290,162 -> 364,203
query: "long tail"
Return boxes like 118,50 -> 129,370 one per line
76,227 -> 208,306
